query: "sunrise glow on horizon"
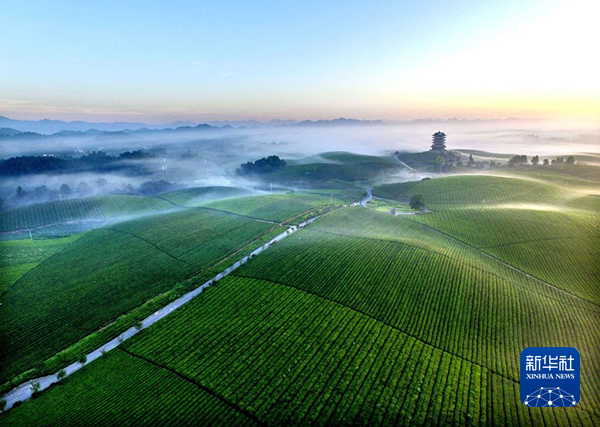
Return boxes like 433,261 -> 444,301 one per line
1,0 -> 599,123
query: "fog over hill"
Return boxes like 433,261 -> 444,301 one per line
0,114 -> 598,210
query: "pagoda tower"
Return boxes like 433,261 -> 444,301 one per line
431,131 -> 446,151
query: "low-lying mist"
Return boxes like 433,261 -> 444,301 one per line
1,118 -> 598,210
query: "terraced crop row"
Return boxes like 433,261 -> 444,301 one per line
374,173 -> 599,211
0,229 -> 195,383
374,173 -> 600,304
123,278 -> 493,426
0,209 -> 273,383
7,277 -> 596,425
0,350 -> 258,426
159,186 -> 254,207
0,195 -> 174,232
0,236 -> 81,293
204,194 -> 334,221
108,209 -> 273,265
233,210 -> 600,417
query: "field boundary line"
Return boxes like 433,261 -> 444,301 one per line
0,232 -> 89,299
175,219 -> 264,259
0,220 -> 311,413
230,273 -> 519,380
103,228 -> 195,268
308,228 -> 600,314
153,195 -> 279,224
118,348 -> 266,426
230,273 -> 600,421
405,219 -> 600,308
0,218 -> 108,235
479,234 -> 600,250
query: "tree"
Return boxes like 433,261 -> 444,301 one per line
467,154 -> 475,167
16,186 -> 24,198
543,159 -> 549,166
531,155 -> 539,165
77,181 -> 90,196
96,178 -> 108,187
0,398 -> 6,413
508,155 -> 527,167
30,381 -> 41,396
59,184 -> 72,199
237,155 -> 286,175
434,156 -> 446,172
566,155 -> 575,165
410,194 -> 426,211
56,369 -> 67,382
58,352 -> 69,366
77,354 -> 87,367
34,362 -> 47,376
135,321 -> 143,330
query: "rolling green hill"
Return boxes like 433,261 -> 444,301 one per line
0,351 -> 258,426
0,236 -> 82,293
0,191 -> 340,386
0,195 -> 175,233
2,166 -> 598,425
5,204 -> 598,424
159,186 -> 254,207
0,208 -> 275,383
374,172 -> 600,303
258,151 -> 401,188
204,194 -> 335,222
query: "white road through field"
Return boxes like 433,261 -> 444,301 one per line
359,189 -> 373,207
1,217 -> 319,412
394,156 -> 416,171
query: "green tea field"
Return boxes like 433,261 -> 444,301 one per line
1,168 -> 598,426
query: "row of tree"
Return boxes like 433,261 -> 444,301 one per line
0,150 -> 155,176
508,155 -> 575,167
237,155 -> 286,175
3,178 -> 177,210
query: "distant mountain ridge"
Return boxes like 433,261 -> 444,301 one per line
0,115 -> 538,135
0,116 -> 199,134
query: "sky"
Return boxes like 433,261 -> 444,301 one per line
1,0 -> 599,123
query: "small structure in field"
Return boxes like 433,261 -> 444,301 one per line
431,131 -> 447,151
390,207 -> 397,215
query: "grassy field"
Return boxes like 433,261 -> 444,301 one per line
261,151 -> 401,189
373,171 -> 600,303
0,195 -> 175,233
0,190 -> 341,385
2,166 -> 598,425
5,203 -> 598,424
365,198 -> 412,213
0,351 -> 258,426
0,208 -> 275,383
5,268 -> 597,425
159,186 -> 254,207
0,235 -> 82,293
204,193 -> 335,222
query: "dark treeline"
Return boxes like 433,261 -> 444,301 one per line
2,178 -> 179,211
237,155 -> 286,175
0,150 -> 156,176
508,154 -> 575,167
